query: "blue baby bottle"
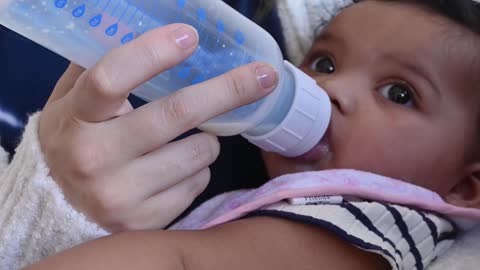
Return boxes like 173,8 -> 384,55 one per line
0,0 -> 331,157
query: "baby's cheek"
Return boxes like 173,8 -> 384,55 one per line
331,138 -> 423,182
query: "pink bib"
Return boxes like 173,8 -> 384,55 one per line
171,169 -> 480,230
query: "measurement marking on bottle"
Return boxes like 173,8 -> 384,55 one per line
115,4 -> 135,43
110,0 -> 121,16
102,0 -> 112,12
126,8 -> 138,26
212,20 -> 225,53
89,14 -> 102,27
139,16 -> 152,34
54,0 -> 67,8
254,43 -> 259,63
105,23 -> 118,36
216,20 -> 225,33
136,13 -> 144,28
197,8 -> 206,21
234,30 -> 245,45
72,4 -> 86,17
173,0 -> 186,22
177,67 -> 191,79
142,17 -> 156,33
177,0 -> 186,8
192,74 -> 206,85
118,3 -> 130,21
121,32 -> 134,44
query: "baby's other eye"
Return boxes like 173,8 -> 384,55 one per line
379,83 -> 415,107
310,56 -> 335,74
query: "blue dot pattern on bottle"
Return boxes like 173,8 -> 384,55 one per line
192,74 -> 206,84
177,0 -> 186,8
89,14 -> 102,27
72,4 -> 86,18
105,23 -> 119,36
197,8 -> 206,21
121,32 -> 135,44
178,67 -> 191,79
54,0 -> 67,8
216,21 -> 225,33
47,0 -> 253,90
234,31 -> 245,45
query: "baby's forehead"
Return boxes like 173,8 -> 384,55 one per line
317,0 -> 480,94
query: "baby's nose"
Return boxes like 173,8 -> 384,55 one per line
316,75 -> 363,115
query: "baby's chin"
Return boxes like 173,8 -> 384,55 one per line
261,134 -> 335,178
261,151 -> 334,179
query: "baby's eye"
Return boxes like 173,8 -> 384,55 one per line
379,83 -> 415,107
310,56 -> 335,74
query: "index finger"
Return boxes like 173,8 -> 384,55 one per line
105,62 -> 278,157
68,24 -> 199,122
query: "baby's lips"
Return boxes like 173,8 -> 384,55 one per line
295,127 -> 331,163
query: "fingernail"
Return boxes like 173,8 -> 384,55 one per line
172,25 -> 198,49
256,65 -> 278,90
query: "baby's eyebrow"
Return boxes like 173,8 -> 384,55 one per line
315,30 -> 345,46
383,53 -> 440,98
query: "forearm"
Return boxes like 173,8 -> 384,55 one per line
23,231 -> 187,270
0,114 -> 107,269
24,217 -> 387,270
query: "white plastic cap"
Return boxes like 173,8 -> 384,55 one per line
242,61 -> 331,157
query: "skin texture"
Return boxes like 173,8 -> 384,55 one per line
263,0 -> 480,207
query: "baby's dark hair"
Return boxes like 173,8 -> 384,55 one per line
403,0 -> 480,34
353,0 -> 480,34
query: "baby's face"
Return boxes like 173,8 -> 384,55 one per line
263,0 -> 480,197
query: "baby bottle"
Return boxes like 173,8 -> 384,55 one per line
0,0 -> 331,157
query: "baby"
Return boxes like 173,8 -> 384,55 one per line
16,0 -> 480,269
264,0 -> 480,206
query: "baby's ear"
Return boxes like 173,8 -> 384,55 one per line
445,163 -> 480,208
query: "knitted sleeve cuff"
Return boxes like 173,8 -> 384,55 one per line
276,0 -> 353,65
0,113 -> 108,269
0,144 -> 8,175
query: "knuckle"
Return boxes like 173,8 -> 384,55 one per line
188,136 -> 215,164
67,140 -> 105,179
137,39 -> 167,70
84,65 -> 115,100
89,185 -> 125,216
224,72 -> 249,101
163,95 -> 196,125
120,214 -> 154,231
113,221 -> 140,232
188,141 -> 203,164
197,134 -> 220,163
103,217 -> 139,232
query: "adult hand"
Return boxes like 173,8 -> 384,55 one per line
38,23 -> 278,232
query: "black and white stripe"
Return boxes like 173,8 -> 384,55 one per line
248,200 -> 457,270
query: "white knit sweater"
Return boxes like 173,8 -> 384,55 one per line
0,114 -> 107,269
0,0 -> 479,269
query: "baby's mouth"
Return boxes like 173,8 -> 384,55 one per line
295,128 -> 332,163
